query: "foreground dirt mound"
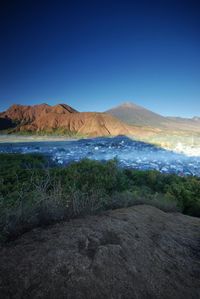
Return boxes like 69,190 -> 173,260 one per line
0,205 -> 199,299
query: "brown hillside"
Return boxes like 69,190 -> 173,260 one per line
0,103 -> 77,123
0,103 -> 158,137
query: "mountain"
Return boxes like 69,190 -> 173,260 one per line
166,116 -> 200,132
0,205 -> 199,298
106,102 -> 200,132
192,116 -> 200,121
0,103 -> 147,137
0,117 -> 16,130
1,102 -> 199,138
106,102 -> 166,128
0,103 -> 78,123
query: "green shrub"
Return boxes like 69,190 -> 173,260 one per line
0,153 -> 199,242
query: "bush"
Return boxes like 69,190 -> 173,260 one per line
0,153 -> 199,242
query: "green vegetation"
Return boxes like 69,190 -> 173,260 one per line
0,127 -> 86,137
0,153 -> 200,242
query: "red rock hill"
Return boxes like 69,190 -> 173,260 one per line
0,103 -> 146,137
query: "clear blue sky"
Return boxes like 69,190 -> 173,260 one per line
0,0 -> 200,117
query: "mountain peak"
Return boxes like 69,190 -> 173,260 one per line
117,102 -> 140,109
52,103 -> 78,114
121,102 -> 135,107
106,101 -> 165,127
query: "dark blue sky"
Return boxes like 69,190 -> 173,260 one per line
0,0 -> 200,117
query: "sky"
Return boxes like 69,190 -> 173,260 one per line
0,0 -> 200,117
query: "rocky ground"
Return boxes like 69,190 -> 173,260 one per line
0,205 -> 200,299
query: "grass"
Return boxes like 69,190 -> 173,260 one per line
0,127 -> 86,138
0,153 -> 200,242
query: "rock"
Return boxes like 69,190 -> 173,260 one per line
0,205 -> 199,299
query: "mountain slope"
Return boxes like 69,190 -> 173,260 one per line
166,116 -> 200,132
1,102 -> 199,138
106,102 -> 200,132
0,103 -> 150,137
0,103 -> 78,123
106,102 -> 166,127
0,205 -> 199,299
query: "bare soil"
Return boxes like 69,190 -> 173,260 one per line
0,205 -> 200,299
